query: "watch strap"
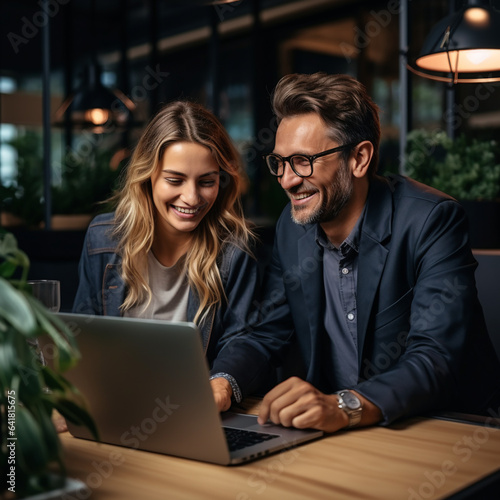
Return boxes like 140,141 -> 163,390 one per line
336,390 -> 362,428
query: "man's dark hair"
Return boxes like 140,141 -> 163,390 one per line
272,72 -> 381,176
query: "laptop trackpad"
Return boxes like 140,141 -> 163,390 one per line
221,411 -> 323,464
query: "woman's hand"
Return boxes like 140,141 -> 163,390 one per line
210,377 -> 233,412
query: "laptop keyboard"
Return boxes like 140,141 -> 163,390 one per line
223,427 -> 280,452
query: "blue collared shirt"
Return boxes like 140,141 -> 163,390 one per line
316,207 -> 366,390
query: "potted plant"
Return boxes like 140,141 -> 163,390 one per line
405,129 -> 500,248
0,230 -> 98,498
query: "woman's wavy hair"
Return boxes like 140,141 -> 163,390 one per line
271,72 -> 381,177
112,100 -> 252,324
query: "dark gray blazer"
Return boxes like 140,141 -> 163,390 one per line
214,175 -> 500,423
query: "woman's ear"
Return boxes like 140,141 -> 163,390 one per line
219,170 -> 231,190
351,141 -> 373,179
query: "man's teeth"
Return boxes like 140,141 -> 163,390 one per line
294,193 -> 311,200
174,206 -> 198,214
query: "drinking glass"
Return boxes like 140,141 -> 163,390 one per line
27,279 -> 61,313
27,280 -> 61,367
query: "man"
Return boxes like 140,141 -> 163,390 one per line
210,72 -> 500,432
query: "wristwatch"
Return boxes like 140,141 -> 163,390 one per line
336,390 -> 362,428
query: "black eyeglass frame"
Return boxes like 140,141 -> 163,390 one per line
263,143 -> 357,178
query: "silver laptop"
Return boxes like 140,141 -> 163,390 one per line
51,313 -> 323,465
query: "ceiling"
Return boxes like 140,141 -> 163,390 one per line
1,0 -> 354,77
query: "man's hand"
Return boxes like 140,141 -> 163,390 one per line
210,377 -> 233,412
257,377 -> 347,432
257,377 -> 382,433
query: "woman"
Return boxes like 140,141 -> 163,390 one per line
72,101 -> 259,409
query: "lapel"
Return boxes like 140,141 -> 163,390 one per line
297,225 -> 324,379
356,176 -> 393,366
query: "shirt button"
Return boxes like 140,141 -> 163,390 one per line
347,312 -> 355,321
341,267 -> 349,275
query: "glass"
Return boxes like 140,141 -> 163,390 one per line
26,280 -> 61,367
27,280 -> 61,313
263,143 -> 356,178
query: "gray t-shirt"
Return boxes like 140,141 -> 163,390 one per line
124,252 -> 189,321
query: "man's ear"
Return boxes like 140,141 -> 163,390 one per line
350,141 -> 373,179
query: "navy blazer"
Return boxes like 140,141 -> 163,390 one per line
214,175 -> 500,423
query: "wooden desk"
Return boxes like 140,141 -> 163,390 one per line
59,403 -> 500,500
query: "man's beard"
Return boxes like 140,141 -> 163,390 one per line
290,162 -> 353,225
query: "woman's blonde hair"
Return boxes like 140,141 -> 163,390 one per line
112,100 -> 252,324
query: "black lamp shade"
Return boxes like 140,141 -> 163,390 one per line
413,2 -> 500,82
55,63 -> 135,131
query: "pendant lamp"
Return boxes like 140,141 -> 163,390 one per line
409,0 -> 500,83
54,61 -> 135,133
54,0 -> 135,132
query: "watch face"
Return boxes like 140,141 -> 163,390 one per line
342,391 -> 361,410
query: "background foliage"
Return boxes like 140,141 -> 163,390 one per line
405,129 -> 500,201
1,131 -> 124,227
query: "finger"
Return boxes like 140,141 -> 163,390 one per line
289,407 -> 317,429
267,387 -> 312,426
258,378 -> 298,424
291,397 -> 342,432
272,389 -> 323,427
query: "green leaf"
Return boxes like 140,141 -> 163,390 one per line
0,333 -> 19,387
26,295 -> 80,372
0,278 -> 37,335
0,232 -> 30,281
0,260 -> 17,279
0,232 -> 19,256
42,368 -> 99,440
16,404 -> 51,473
51,397 -> 100,441
37,402 -> 65,466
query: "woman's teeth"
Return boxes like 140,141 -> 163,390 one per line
174,206 -> 198,214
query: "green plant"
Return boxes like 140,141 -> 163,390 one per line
0,131 -> 44,227
1,130 -> 124,227
0,230 -> 98,498
52,147 -> 123,215
405,129 -> 500,201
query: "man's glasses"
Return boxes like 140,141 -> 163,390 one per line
263,143 -> 356,178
